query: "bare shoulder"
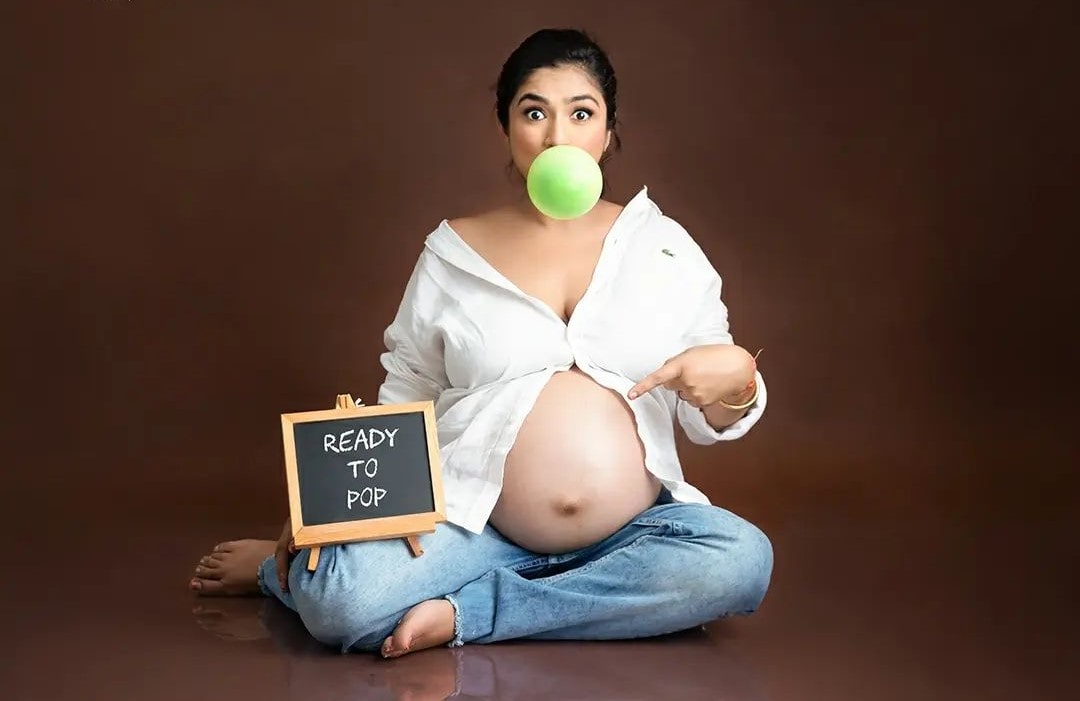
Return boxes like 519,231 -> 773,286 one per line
447,206 -> 517,244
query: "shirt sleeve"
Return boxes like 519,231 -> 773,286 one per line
377,250 -> 451,405
673,228 -> 768,445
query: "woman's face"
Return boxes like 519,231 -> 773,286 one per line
506,64 -> 612,180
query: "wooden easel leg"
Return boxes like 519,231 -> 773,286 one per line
336,393 -> 362,410
307,546 -> 321,572
406,536 -> 424,557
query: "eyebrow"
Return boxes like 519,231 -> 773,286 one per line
516,93 -> 599,106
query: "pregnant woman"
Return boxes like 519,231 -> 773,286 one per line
189,28 -> 774,659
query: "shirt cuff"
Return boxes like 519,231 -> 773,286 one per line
676,370 -> 768,444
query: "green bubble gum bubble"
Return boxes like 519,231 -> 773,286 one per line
526,145 -> 604,220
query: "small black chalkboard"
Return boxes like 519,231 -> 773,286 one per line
280,397 -> 444,563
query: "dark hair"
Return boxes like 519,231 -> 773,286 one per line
494,28 -> 623,169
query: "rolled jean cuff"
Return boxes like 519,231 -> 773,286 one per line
256,555 -> 275,596
444,594 -> 465,647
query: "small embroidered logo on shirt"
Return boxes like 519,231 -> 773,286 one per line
661,248 -> 675,257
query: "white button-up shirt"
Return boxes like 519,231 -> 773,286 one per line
377,187 -> 767,535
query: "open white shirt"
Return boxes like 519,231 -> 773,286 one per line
377,186 -> 767,535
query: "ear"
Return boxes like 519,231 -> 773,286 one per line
604,129 -> 612,152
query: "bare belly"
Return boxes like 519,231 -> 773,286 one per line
489,367 -> 661,554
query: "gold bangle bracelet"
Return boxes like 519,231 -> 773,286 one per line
714,380 -> 759,411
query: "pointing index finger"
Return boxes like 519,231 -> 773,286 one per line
628,363 -> 681,400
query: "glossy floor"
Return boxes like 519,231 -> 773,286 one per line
4,446 -> 1074,701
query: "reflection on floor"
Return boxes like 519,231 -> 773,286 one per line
5,478 -> 1074,701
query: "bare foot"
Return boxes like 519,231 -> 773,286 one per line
189,539 -> 276,596
381,599 -> 456,659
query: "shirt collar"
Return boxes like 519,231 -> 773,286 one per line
425,186 -> 657,288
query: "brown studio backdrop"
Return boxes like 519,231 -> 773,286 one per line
3,2 -> 1075,531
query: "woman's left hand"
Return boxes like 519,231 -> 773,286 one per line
627,344 -> 757,408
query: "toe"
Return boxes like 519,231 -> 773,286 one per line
382,633 -> 408,658
212,542 -> 235,554
194,565 -> 222,579
192,577 -> 227,596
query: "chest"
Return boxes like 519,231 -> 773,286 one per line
440,233 -> 702,390
478,235 -> 606,323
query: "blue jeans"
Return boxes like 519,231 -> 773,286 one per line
257,489 -> 774,653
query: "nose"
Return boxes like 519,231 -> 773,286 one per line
543,116 -> 570,147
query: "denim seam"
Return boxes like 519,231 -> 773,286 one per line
510,557 -> 551,573
633,517 -> 676,528
633,518 -> 690,537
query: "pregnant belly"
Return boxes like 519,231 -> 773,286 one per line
489,366 -> 661,554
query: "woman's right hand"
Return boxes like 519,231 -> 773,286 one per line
274,517 -> 296,593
